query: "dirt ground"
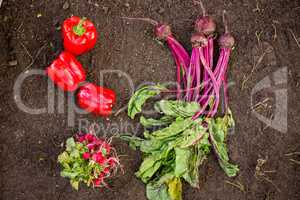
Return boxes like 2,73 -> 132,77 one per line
0,0 -> 299,199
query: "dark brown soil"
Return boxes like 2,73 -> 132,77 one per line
1,0 -> 299,200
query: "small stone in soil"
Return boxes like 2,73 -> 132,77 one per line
8,60 -> 18,66
63,1 -> 70,10
102,6 -> 109,14
158,7 -> 165,14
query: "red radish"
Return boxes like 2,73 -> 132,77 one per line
85,133 -> 97,142
83,152 -> 91,160
103,167 -> 110,175
93,178 -> 102,187
122,17 -> 190,99
107,157 -> 118,167
93,173 -> 105,187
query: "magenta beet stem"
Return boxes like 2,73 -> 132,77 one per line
199,47 -> 220,109
202,37 -> 214,97
167,43 -> 189,86
203,43 -> 209,92
222,78 -> 228,112
220,48 -> 231,111
169,46 -> 182,99
162,82 -> 205,94
193,48 -> 219,119
199,49 -> 224,104
208,48 -> 231,117
167,36 -> 190,68
193,47 -> 201,101
192,95 -> 211,120
166,37 -> 190,99
208,38 -> 214,68
186,48 -> 197,101
168,43 -> 184,99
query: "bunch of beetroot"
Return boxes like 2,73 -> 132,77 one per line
58,134 -> 120,190
124,1 -> 234,115
122,1 -> 238,200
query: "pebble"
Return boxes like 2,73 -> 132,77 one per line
63,1 -> 70,10
8,60 -> 18,66
102,6 -> 109,14
124,3 -> 130,8
158,7 -> 165,14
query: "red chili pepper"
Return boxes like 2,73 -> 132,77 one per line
46,51 -> 86,91
77,83 -> 116,116
62,16 -> 97,55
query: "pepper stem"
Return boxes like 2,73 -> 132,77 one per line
73,17 -> 87,36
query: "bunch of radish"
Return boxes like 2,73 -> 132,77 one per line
58,133 -> 121,190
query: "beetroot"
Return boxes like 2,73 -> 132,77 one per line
193,0 -> 216,102
122,7 -> 239,200
122,17 -> 189,99
194,0 -> 216,36
212,10 -> 235,113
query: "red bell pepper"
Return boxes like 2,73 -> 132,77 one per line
46,51 -> 86,91
77,83 -> 116,116
62,16 -> 97,55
